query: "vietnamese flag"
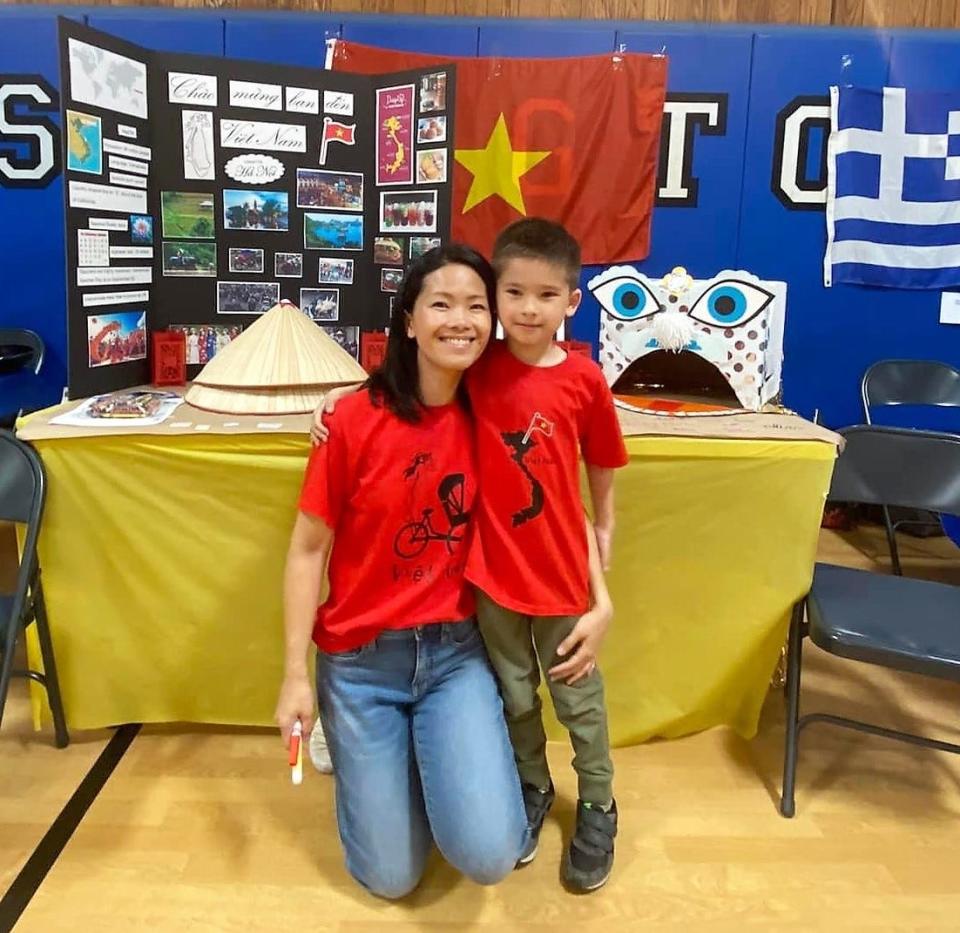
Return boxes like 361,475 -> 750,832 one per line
330,40 -> 667,264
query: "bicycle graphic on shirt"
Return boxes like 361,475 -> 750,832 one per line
393,473 -> 469,558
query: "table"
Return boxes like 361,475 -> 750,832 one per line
20,406 -> 836,745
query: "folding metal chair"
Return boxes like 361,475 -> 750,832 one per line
0,429 -> 68,746
781,425 -> 960,817
861,360 -> 960,575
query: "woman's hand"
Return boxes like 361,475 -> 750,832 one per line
547,601 -> 612,685
274,673 -> 316,747
310,383 -> 362,446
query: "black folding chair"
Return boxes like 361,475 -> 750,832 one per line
781,425 -> 960,817
0,328 -> 44,377
0,430 -> 68,746
861,360 -> 960,575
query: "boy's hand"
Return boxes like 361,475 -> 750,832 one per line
309,383 -> 361,447
593,522 -> 614,571
548,601 -> 612,685
275,673 -> 316,747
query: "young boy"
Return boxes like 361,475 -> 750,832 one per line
311,219 -> 627,892
465,218 -> 627,892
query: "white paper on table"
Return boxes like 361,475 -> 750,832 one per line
50,393 -> 183,428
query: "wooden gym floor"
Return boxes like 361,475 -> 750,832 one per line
2,525 -> 960,931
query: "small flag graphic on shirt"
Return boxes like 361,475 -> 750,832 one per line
522,412 -> 555,444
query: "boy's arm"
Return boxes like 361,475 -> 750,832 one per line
548,513 -> 613,686
586,464 -> 615,571
274,511 -> 332,746
310,382 -> 363,446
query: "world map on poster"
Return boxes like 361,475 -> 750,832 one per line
68,38 -> 148,120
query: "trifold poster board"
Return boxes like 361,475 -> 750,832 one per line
59,19 -> 454,397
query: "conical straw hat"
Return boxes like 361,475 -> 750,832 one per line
184,382 -> 330,416
191,300 -> 366,389
184,300 -> 367,414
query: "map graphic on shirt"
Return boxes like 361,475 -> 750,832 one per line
500,411 -> 554,527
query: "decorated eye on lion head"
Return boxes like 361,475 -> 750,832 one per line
686,278 -> 775,328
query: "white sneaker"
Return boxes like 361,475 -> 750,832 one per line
308,719 -> 333,774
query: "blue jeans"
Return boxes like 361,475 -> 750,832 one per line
317,618 -> 528,900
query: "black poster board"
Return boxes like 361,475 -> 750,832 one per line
58,19 -> 454,399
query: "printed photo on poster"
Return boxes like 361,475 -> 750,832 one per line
380,190 -> 437,234
68,38 -> 148,120
87,310 -> 146,368
129,214 -> 153,245
318,257 -> 354,285
217,281 -> 280,314
182,110 -> 215,181
296,169 -> 363,211
377,84 -> 414,186
304,212 -> 362,251
228,247 -> 264,273
223,189 -> 289,232
66,110 -> 102,175
300,288 -> 339,322
381,268 -> 403,293
410,236 -> 441,259
419,72 -> 447,113
162,241 -> 216,277
374,236 -> 403,264
275,252 -> 303,277
417,115 -> 446,144
171,323 -> 242,364
321,325 -> 360,361
417,148 -> 447,184
161,191 -> 215,239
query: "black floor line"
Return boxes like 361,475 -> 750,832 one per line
0,723 -> 141,932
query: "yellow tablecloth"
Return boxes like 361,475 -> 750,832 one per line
24,429 -> 834,745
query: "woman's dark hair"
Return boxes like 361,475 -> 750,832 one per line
367,242 -> 497,422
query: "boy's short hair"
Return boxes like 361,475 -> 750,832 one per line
492,217 -> 581,290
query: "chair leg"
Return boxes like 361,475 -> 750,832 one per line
32,578 -> 69,748
882,506 -> 902,576
0,600 -> 20,733
780,600 -> 804,818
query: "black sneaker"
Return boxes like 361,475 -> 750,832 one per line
516,781 -> 555,866
562,799 -> 617,892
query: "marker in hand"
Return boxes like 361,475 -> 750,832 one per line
289,720 -> 303,785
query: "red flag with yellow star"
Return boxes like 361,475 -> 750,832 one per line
330,40 -> 667,264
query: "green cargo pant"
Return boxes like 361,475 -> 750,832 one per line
476,590 -> 614,805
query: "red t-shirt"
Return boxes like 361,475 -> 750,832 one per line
298,389 -> 478,652
465,341 -> 628,616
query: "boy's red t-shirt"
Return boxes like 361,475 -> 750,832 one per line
465,341 -> 629,616
298,389 -> 478,652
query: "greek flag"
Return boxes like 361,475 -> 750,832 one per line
825,86 -> 960,289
